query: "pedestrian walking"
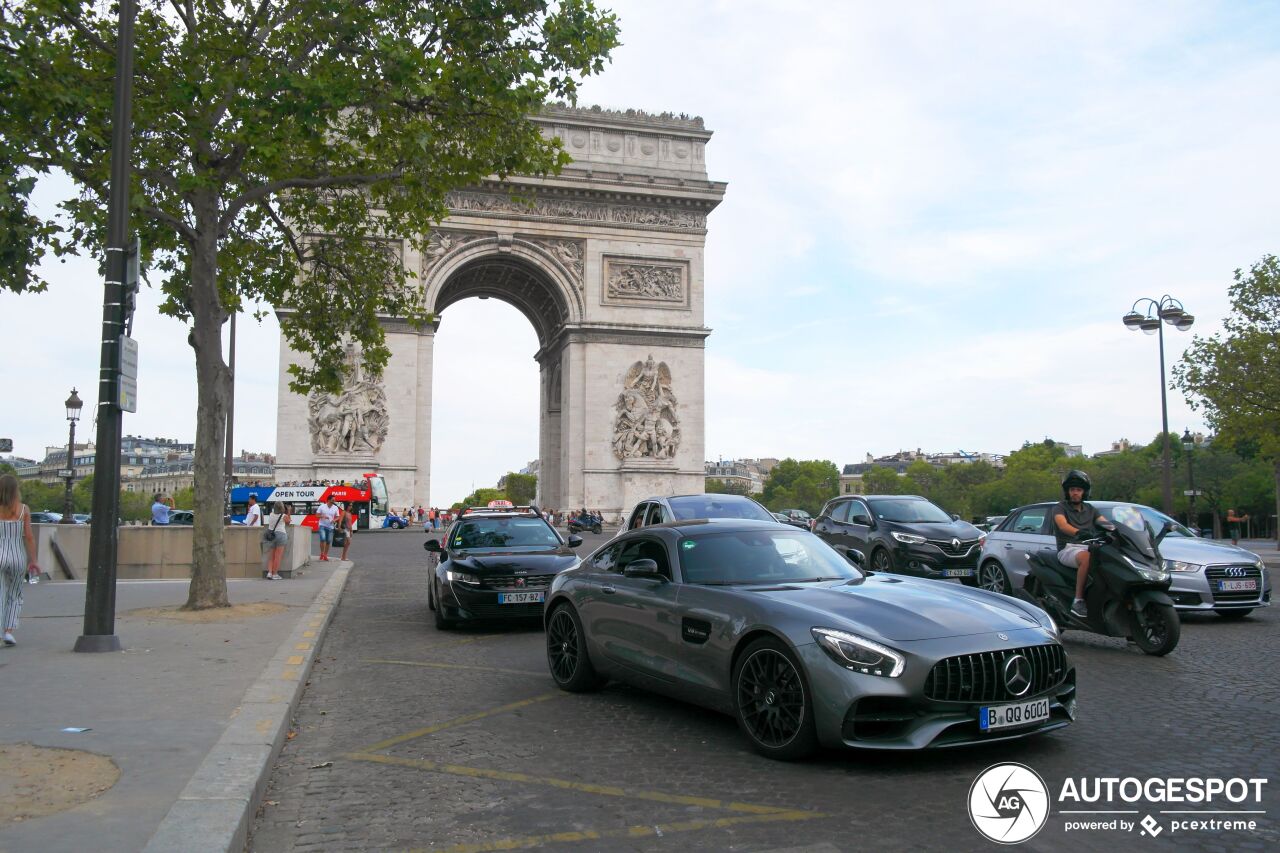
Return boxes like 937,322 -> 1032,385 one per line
338,502 -> 356,561
1226,508 -> 1250,545
316,495 -> 340,561
263,501 -> 291,580
244,494 -> 262,527
0,474 -> 39,645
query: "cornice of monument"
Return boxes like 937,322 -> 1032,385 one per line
539,102 -> 710,136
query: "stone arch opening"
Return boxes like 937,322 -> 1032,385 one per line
431,251 -> 572,350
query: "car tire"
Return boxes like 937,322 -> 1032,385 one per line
978,560 -> 1011,595
1215,609 -> 1253,619
433,581 -> 455,630
1130,602 -> 1180,655
731,637 -> 818,761
427,576 -> 436,612
546,604 -> 606,692
870,548 -> 894,573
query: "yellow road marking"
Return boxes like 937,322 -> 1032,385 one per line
281,668 -> 299,680
359,657 -> 544,678
353,693 -> 562,753
344,752 -> 802,817
295,642 -> 311,651
407,811 -> 828,853
302,630 -> 316,638
286,655 -> 305,665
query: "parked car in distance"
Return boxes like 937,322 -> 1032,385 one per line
29,511 -> 63,524
544,518 -> 1073,758
812,495 -> 985,583
624,494 -> 774,531
978,501 -> 1271,617
777,508 -> 812,527
772,512 -> 809,530
383,512 -> 410,529
168,510 -> 194,525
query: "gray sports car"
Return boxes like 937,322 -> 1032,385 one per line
544,519 -> 1076,759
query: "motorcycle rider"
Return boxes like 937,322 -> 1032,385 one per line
1051,470 -> 1114,620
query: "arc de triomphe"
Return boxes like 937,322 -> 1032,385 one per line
273,105 -> 725,517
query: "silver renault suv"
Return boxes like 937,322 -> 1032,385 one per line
978,500 -> 1270,618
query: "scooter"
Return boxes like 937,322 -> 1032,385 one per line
1022,522 -> 1181,656
567,513 -> 602,535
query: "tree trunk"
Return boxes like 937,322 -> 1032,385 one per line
183,191 -> 232,610
1273,461 -> 1279,548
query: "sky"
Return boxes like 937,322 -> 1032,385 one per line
3,1 -> 1278,506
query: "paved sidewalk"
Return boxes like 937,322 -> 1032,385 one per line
0,560 -> 352,853
1239,538 -> 1279,568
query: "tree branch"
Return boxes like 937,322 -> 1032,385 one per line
167,0 -> 194,31
222,170 -> 402,228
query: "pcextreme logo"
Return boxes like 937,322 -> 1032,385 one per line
968,763 -> 1051,844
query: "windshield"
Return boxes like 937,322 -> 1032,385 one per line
450,517 -> 560,551
1103,504 -> 1194,538
667,495 -> 774,522
868,498 -> 952,523
678,530 -> 861,585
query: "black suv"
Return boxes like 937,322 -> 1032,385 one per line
424,506 -> 583,630
812,495 -> 984,583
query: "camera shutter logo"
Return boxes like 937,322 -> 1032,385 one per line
968,763 -> 1050,844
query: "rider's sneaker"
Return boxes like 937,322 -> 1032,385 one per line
1070,599 -> 1088,619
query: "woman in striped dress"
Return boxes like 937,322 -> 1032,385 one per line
0,474 -> 39,646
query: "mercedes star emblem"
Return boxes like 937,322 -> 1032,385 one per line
1003,654 -> 1033,697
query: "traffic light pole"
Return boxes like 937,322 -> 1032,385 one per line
75,0 -> 136,653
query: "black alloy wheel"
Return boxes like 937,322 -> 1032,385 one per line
979,561 -> 1011,594
1130,602 -> 1180,655
546,605 -> 606,692
871,548 -> 894,573
732,637 -> 817,760
433,580 -> 455,630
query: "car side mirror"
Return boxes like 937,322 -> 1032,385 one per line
851,514 -> 871,527
623,558 -> 666,581
423,539 -> 441,553
845,548 -> 867,566
567,534 -> 584,548
1155,520 -> 1175,544
950,513 -> 960,521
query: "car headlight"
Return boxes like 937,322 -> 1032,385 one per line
446,570 -> 480,584
1163,559 -> 1202,573
891,531 -> 926,545
1136,567 -> 1169,583
812,628 -> 905,677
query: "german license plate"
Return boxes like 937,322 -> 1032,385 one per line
979,698 -> 1050,731
498,591 -> 545,604
943,568 -> 974,578
1216,579 -> 1257,592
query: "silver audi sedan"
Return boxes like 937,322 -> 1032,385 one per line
544,519 -> 1075,759
978,501 -> 1271,617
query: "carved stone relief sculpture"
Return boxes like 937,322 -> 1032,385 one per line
308,343 -> 390,456
446,191 -> 707,230
606,261 -> 685,303
613,355 -> 681,461
421,230 -> 485,278
524,237 -> 585,287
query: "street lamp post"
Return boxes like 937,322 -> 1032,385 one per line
60,389 -> 83,523
1182,428 -> 1197,531
1122,295 -> 1195,515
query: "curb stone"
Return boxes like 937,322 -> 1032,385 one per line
142,562 -> 352,853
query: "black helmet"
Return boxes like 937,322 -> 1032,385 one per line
1062,469 -> 1091,501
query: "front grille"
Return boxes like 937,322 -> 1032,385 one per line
481,574 -> 553,591
460,601 -> 544,619
927,538 -> 979,556
1205,565 -> 1263,603
924,644 -> 1066,703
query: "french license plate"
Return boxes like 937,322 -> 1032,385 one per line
980,698 -> 1050,731
498,591 -> 545,604
943,568 -> 974,578
1216,579 -> 1257,592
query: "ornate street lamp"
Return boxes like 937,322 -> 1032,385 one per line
1122,295 -> 1195,514
60,388 -> 84,523
1182,428 -> 1198,531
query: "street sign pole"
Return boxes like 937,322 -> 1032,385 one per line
76,0 -> 136,654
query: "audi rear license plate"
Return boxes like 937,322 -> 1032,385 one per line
980,698 -> 1050,731
1216,579 -> 1257,592
943,568 -> 974,577
498,591 -> 545,604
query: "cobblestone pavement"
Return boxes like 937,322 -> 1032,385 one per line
249,531 -> 1279,852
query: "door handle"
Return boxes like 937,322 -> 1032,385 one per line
601,585 -> 616,595
1004,543 -> 1013,548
